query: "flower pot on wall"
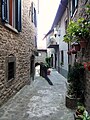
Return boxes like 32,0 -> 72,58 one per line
73,42 -> 81,51
80,40 -> 88,48
71,48 -> 77,54
65,95 -> 81,109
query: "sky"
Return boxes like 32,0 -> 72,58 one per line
37,0 -> 60,49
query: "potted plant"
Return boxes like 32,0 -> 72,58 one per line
45,57 -> 51,68
72,42 -> 81,51
66,62 -> 85,109
63,17 -> 90,49
47,69 -> 51,75
71,48 -> 77,54
74,105 -> 90,120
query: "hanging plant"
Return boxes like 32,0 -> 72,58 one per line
72,42 -> 81,51
63,1 -> 90,45
71,48 -> 77,54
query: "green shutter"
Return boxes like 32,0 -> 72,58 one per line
17,0 -> 22,32
1,0 -> 8,22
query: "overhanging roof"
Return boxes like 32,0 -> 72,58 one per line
44,0 -> 68,39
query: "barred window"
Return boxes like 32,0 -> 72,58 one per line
6,55 -> 16,81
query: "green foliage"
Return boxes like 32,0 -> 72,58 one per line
45,57 -> 51,68
86,4 -> 90,15
63,18 -> 90,43
76,105 -> 90,120
67,62 -> 85,98
63,4 -> 90,43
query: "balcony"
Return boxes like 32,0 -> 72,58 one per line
47,35 -> 59,49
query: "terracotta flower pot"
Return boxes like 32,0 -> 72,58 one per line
71,48 -> 77,54
75,45 -> 80,51
80,40 -> 88,48
72,42 -> 81,51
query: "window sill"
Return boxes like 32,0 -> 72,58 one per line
5,23 -> 18,34
5,78 -> 15,88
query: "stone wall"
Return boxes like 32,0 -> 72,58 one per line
84,40 -> 90,113
76,0 -> 90,113
35,50 -> 47,63
69,0 -> 90,113
0,0 -> 37,106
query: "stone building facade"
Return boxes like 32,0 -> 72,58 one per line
35,49 -> 47,64
0,0 -> 37,106
68,0 -> 90,113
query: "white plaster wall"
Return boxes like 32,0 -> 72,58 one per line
56,9 -> 68,71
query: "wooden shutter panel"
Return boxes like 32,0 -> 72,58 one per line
9,0 -> 12,25
17,0 -> 22,32
34,8 -> 37,27
1,0 -> 8,22
31,2 -> 34,22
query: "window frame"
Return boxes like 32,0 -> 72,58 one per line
31,2 -> 37,27
70,0 -> 78,17
1,0 -> 22,32
6,55 -> 16,83
61,50 -> 64,65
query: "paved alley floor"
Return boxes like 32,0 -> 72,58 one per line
0,69 -> 74,120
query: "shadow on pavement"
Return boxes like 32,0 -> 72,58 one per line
44,76 -> 53,86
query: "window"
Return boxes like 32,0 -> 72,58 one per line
61,50 -> 64,64
8,62 -> 14,80
1,0 -> 22,32
30,55 -> 35,76
31,2 -> 37,27
35,36 -> 37,48
70,0 -> 78,17
6,55 -> 16,81
65,19 -> 68,33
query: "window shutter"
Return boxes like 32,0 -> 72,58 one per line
9,0 -> 12,25
34,8 -> 37,27
75,0 -> 78,7
35,36 -> 37,48
70,1 -> 73,17
1,0 -> 8,22
31,2 -> 34,22
17,0 -> 22,32
72,0 -> 75,15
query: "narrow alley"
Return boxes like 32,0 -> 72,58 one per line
0,68 -> 74,120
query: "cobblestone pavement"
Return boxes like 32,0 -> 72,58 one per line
0,69 -> 74,120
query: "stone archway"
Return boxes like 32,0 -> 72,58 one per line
35,62 -> 41,77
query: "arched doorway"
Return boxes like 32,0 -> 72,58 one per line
35,62 -> 40,77
30,55 -> 35,80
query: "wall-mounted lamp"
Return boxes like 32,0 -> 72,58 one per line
54,28 -> 57,37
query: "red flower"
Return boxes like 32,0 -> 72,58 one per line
83,62 -> 87,69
